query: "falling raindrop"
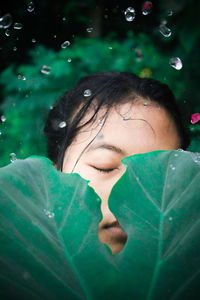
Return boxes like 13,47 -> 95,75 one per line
13,23 -> 23,30
169,57 -> 182,70
40,65 -> 51,75
10,153 -> 17,163
86,27 -> 93,33
0,13 -> 13,29
58,121 -> 67,128
83,89 -> 92,97
31,38 -> 36,43
159,24 -> 171,37
124,7 -> 136,22
61,40 -> 70,48
27,2 -> 35,13
167,10 -> 173,16
13,46 -> 17,51
67,58 -> 72,62
43,209 -> 55,218
142,1 -> 152,15
1,115 -> 6,122
135,48 -> 143,62
5,29 -> 11,36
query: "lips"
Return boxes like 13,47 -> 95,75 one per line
102,221 -> 127,241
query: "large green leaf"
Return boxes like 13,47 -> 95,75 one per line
0,150 -> 200,299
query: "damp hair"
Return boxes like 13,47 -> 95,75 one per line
43,71 -> 190,171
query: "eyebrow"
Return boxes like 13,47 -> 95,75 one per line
86,142 -> 127,156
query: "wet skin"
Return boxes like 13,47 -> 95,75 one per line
62,99 -> 180,254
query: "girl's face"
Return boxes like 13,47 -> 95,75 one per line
62,99 -> 180,254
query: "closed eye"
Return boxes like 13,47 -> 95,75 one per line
92,166 -> 118,173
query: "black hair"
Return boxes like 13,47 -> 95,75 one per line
43,71 -> 190,171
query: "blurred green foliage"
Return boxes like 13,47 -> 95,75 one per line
0,30 -> 200,167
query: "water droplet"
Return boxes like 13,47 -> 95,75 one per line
5,29 -> 11,36
108,46 -> 113,50
22,76 -> 26,80
13,23 -> 23,30
49,105 -> 53,110
13,46 -> 17,51
58,121 -> 67,128
169,57 -> 182,70
40,65 -> 51,75
54,34 -> 57,38
67,58 -> 72,63
190,152 -> 200,165
62,17 -> 67,21
168,216 -> 173,221
27,2 -> 35,12
1,115 -> 6,122
159,24 -> 171,37
97,133 -> 104,140
170,164 -> 175,170
10,153 -> 17,163
0,131 -> 2,135
83,89 -> 92,97
61,40 -> 70,48
43,209 -> 55,218
177,148 -> 184,152
161,19 -> 167,25
123,116 -> 132,121
0,13 -> 13,29
167,10 -> 173,16
174,153 -> 178,157
135,48 -> 143,62
142,1 -> 152,15
124,7 -> 136,22
143,102 -> 148,106
98,118 -> 104,126
31,38 -> 36,43
86,27 -> 93,33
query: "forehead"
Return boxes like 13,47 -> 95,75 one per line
70,100 -> 179,156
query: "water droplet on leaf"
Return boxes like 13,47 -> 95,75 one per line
190,152 -> 200,165
1,115 -> 6,122
40,65 -> 51,75
167,10 -> 173,16
83,89 -> 92,97
124,7 -> 136,22
108,46 -> 113,49
13,23 -> 23,30
0,13 -> 12,29
43,209 -> 55,218
168,216 -> 173,221
58,121 -> 67,128
27,2 -> 35,12
142,1 -> 152,15
31,38 -> 36,43
67,58 -> 72,62
169,57 -> 182,70
13,46 -> 17,51
61,40 -> 70,48
159,24 -> 171,37
10,153 -> 17,163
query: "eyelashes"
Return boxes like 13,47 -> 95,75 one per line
92,166 -> 118,173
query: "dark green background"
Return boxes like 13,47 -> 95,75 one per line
0,0 -> 200,167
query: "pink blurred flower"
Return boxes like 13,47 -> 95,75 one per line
191,113 -> 200,124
